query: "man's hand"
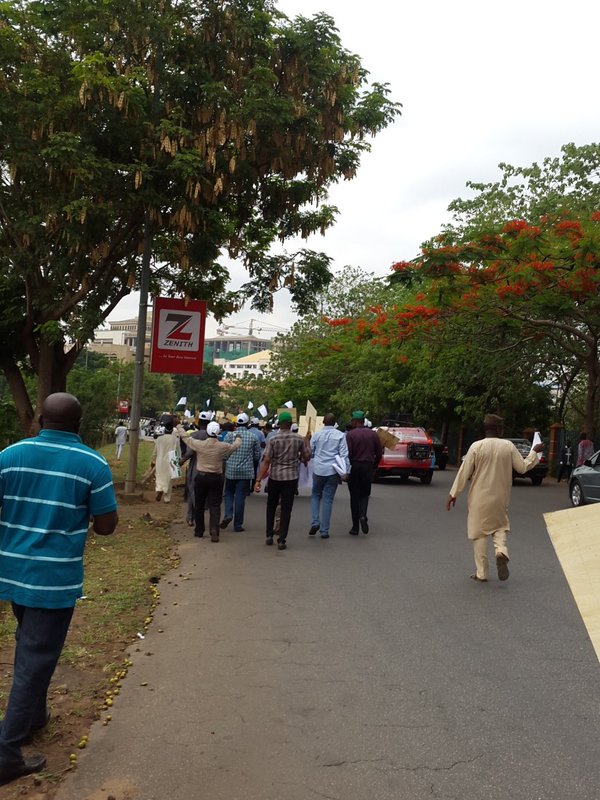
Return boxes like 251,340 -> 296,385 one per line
446,495 -> 456,511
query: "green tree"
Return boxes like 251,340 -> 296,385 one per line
0,0 -> 400,432
172,363 -> 224,412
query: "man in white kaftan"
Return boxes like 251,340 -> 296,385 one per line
151,417 -> 181,503
446,414 -> 544,582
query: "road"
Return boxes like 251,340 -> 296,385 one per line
56,469 -> 600,800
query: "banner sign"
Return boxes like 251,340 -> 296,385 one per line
150,297 -> 207,375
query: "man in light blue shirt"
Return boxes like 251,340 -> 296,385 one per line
309,414 -> 350,539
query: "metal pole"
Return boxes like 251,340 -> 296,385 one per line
124,212 -> 152,494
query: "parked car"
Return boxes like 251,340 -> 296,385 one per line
430,436 -> 449,470
508,438 -> 548,485
569,451 -> 600,506
374,419 -> 434,484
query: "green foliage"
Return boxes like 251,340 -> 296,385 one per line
0,0 -> 400,430
172,362 -> 224,412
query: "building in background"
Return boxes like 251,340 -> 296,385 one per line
216,349 -> 272,380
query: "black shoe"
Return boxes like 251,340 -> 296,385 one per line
277,538 -> 287,550
359,516 -> 369,534
308,524 -> 320,536
496,554 -> 510,581
266,536 -> 273,546
194,532 -> 204,538
234,527 -> 245,532
348,529 -> 359,536
320,533 -> 330,539
0,754 -> 46,786
220,516 -> 232,530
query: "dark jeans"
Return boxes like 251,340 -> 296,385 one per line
348,461 -> 374,530
224,478 -> 250,529
0,603 -> 74,763
266,479 -> 297,541
194,472 -> 224,536
557,464 -> 572,482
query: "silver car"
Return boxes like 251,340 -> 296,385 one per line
569,451 -> 600,505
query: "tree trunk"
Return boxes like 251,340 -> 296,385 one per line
584,345 -> 600,437
1,360 -> 34,435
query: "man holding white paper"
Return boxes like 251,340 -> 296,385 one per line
309,413 -> 350,539
446,414 -> 544,582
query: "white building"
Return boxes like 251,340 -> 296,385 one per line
216,350 -> 272,380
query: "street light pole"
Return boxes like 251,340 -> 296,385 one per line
124,212 -> 152,494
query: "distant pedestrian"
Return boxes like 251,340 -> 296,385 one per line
346,410 -> 383,535
151,416 -> 181,503
179,421 -> 242,542
221,414 -> 261,532
0,393 -> 117,784
576,432 -> 595,467
309,413 -> 349,539
446,413 -> 544,582
114,423 -> 127,460
254,411 -> 310,550
556,440 -> 573,483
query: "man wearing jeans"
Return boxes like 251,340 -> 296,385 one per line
0,393 -> 118,785
254,412 -> 310,550
309,414 -> 349,539
221,413 -> 260,532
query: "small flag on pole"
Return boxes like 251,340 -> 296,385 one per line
206,398 -> 211,407
176,396 -> 186,407
257,404 -> 268,418
247,401 -> 254,410
284,400 -> 293,408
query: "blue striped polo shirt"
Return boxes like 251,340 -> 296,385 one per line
0,429 -> 117,608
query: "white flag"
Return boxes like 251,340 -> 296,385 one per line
247,401 -> 254,410
184,409 -> 192,417
531,431 -> 542,461
177,396 -> 186,406
206,398 -> 211,407
257,404 -> 268,418
284,400 -> 293,408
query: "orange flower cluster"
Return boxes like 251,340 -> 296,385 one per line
323,316 -> 352,327
591,211 -> 600,222
554,219 -> 583,243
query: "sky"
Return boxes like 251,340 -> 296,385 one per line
108,0 -> 599,337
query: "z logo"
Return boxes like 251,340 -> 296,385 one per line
164,313 -> 193,341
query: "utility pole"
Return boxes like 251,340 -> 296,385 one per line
124,39 -> 162,494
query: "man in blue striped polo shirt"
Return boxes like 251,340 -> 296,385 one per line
0,393 -> 118,784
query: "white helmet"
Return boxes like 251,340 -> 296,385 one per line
291,423 -> 299,432
207,421 -> 221,437
199,411 -> 212,421
236,412 -> 249,425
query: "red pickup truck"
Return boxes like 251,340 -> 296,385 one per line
374,420 -> 434,484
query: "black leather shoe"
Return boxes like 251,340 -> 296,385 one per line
308,525 -> 320,536
0,754 -> 46,785
277,538 -> 287,550
220,517 -> 232,529
194,532 -> 204,538
266,536 -> 273,546
359,516 -> 369,534
348,529 -> 359,535
234,527 -> 245,532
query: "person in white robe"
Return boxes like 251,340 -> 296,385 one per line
446,414 -> 544,582
151,417 -> 181,503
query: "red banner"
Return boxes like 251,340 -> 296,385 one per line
150,297 -> 207,375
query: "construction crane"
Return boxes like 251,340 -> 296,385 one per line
215,318 -> 287,337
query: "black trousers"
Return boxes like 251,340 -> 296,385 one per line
348,461 -> 374,529
266,479 -> 297,541
194,472 -> 224,536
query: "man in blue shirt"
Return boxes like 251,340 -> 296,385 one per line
221,414 -> 261,532
0,393 -> 118,784
309,414 -> 350,539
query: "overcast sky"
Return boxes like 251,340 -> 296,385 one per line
109,0 -> 599,336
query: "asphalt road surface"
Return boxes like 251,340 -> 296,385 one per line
56,469 -> 600,800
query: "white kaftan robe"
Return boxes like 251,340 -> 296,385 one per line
450,438 -> 539,539
153,432 -> 181,499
